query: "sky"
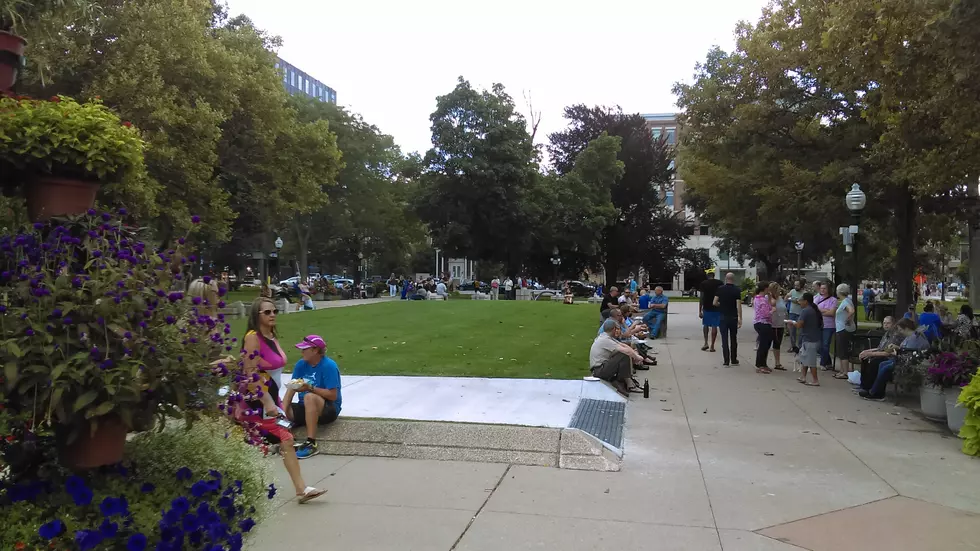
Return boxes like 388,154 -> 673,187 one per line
224,0 -> 770,157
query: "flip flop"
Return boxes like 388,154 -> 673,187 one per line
709,348 -> 716,352
833,373 -> 849,380
773,365 -> 787,371
701,345 -> 709,351
804,382 -> 821,387
297,486 -> 327,504
797,378 -> 806,384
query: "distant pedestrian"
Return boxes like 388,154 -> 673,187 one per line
699,275 -> 722,352
387,273 -> 398,297
814,283 -> 838,371
491,277 -> 500,300
769,282 -> 787,371
785,280 -> 804,353
504,277 -> 514,300
713,272 -> 742,367
752,282 -> 775,373
789,292 -> 822,386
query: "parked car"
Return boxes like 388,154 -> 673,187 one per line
567,280 -> 596,297
331,278 -> 354,289
459,280 -> 492,292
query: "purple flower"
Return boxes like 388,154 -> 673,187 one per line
63,316 -> 73,325
140,483 -> 155,493
118,208 -> 128,215
166,316 -> 176,325
191,215 -> 201,224
87,208 -> 97,216
176,467 -> 193,481
25,328 -> 34,336
92,250 -> 103,258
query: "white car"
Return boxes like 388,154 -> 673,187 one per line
279,276 -> 301,287
332,278 -> 354,289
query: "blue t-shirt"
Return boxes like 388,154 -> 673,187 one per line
291,357 -> 342,413
917,312 -> 942,341
638,294 -> 651,309
629,280 -> 638,293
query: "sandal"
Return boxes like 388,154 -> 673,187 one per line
709,347 -> 716,353
804,382 -> 821,387
756,367 -> 772,374
297,486 -> 327,504
701,345 -> 709,351
773,365 -> 786,371
833,373 -> 848,380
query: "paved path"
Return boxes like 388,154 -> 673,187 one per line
249,302 -> 980,551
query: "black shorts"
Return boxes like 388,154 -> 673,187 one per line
835,330 -> 852,360
771,327 -> 785,348
291,400 -> 339,428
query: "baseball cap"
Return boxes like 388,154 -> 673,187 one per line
295,335 -> 326,350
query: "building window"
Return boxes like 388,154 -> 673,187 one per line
290,71 -> 296,87
652,128 -> 662,140
699,224 -> 710,236
665,127 -> 676,145
665,191 -> 674,208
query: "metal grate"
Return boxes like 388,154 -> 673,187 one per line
568,399 -> 625,450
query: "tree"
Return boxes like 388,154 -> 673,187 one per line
548,105 -> 687,286
416,77 -> 539,275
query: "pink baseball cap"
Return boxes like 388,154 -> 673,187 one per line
295,335 -> 326,350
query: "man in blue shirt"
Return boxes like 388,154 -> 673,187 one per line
642,286 -> 669,338
284,334 -> 342,459
637,289 -> 651,311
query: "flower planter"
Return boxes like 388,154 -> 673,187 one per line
27,175 -> 101,221
62,416 -> 129,469
0,31 -> 27,92
920,383 -> 947,421
946,386 -> 966,436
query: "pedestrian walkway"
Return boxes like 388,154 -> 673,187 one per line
249,302 -> 980,551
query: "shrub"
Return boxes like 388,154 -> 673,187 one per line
0,417 -> 275,550
926,351 -> 979,388
959,372 -> 980,456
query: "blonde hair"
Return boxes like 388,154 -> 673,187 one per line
188,278 -> 220,314
768,281 -> 781,297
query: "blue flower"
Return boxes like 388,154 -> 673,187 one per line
75,529 -> 104,551
191,215 -> 201,224
267,483 -> 277,499
140,482 -> 155,493
175,466 -> 192,481
100,495 -> 129,517
39,519 -> 63,539
99,519 -> 119,537
66,476 -> 93,506
191,480 -> 211,498
171,496 -> 190,514
126,533 -> 147,551
238,517 -> 256,533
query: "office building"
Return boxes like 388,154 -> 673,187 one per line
275,57 -> 336,104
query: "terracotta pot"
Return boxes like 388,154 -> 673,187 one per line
0,30 -> 26,92
62,415 -> 128,469
27,175 -> 101,221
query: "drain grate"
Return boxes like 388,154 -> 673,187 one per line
568,398 -> 625,449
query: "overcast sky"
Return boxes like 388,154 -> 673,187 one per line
224,0 -> 770,157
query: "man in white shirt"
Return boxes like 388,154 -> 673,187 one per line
504,277 -> 514,300
590,319 -> 645,397
435,279 -> 448,299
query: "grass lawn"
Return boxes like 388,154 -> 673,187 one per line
228,301 -> 600,379
224,288 -> 260,305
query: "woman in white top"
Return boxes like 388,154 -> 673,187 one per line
769,282 -> 788,370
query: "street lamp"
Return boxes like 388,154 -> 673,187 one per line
274,236 -> 283,281
550,247 -> 561,290
794,241 -> 804,279
844,183 -> 867,298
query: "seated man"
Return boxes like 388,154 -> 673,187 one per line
857,315 -> 901,391
642,286 -> 669,338
859,319 -> 929,400
637,289 -> 651,311
435,279 -> 449,299
590,320 -> 645,397
916,301 -> 943,341
283,335 -> 342,459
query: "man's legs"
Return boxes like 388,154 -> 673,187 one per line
650,312 -> 665,338
719,317 -> 731,364
593,353 -> 633,396
787,312 -> 799,351
819,327 -> 834,369
868,359 -> 896,398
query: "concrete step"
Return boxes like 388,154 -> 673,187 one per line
301,418 -> 621,472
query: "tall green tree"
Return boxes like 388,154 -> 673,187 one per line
416,77 -> 539,275
548,105 -> 687,285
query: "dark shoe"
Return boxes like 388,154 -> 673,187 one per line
731,360 -> 740,366
634,364 -> 650,371
861,394 -> 886,402
722,362 -> 730,367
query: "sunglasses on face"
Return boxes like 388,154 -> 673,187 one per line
261,309 -> 279,316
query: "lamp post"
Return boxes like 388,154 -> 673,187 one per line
274,236 -> 283,281
844,183 -> 867,299
794,241 -> 804,279
550,247 -> 561,290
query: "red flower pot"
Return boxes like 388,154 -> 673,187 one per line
62,415 -> 129,469
27,175 -> 101,221
0,31 -> 27,92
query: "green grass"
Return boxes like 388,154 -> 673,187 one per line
228,301 -> 600,379
224,288 -> 259,304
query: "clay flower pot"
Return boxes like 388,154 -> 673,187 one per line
0,30 -> 27,92
62,415 -> 129,469
27,175 -> 101,221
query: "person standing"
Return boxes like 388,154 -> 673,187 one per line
387,273 -> 398,297
628,274 -> 638,295
752,282 -> 775,373
785,280 -> 804,353
769,282 -> 787,370
713,272 -> 742,367
863,283 -> 875,321
490,277 -> 500,300
504,276 -> 514,300
789,292 -> 823,386
699,275 -> 723,352
814,283 -> 838,371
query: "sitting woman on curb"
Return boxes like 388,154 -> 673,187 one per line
234,297 -> 327,504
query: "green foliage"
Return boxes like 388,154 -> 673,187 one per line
0,214 -> 230,454
0,96 -> 146,181
0,418 -> 273,550
417,77 -> 539,273
958,371 -> 980,455
548,105 -> 686,284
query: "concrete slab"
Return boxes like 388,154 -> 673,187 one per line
455,511 -> 721,551
760,496 -> 980,551
484,465 -> 716,528
267,454 -> 354,509
247,502 -> 473,551
718,530 -> 808,551
401,421 -> 560,452
398,446 -> 558,467
319,456 -> 507,511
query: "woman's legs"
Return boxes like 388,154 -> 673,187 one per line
771,327 -> 783,367
754,323 -> 773,368
279,437 -> 308,495
819,327 -> 834,369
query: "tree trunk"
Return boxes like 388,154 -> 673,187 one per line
895,187 -> 917,313
293,218 -> 311,281
971,210 -> 980,312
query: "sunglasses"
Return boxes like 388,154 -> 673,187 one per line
261,309 -> 279,316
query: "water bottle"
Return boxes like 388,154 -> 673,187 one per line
643,379 -> 650,399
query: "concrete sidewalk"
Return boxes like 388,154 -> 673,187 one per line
249,302 -> 980,551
